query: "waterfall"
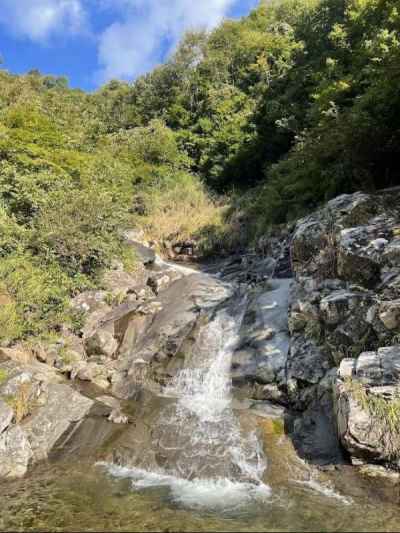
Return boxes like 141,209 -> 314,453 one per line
102,292 -> 271,511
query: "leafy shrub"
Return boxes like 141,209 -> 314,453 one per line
0,253 -> 71,342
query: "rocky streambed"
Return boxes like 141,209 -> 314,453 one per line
0,191 -> 400,531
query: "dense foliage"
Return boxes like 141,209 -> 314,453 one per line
100,0 -> 399,224
0,71 -> 218,343
0,0 -> 399,343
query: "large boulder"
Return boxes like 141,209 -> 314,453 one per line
0,357 -> 93,478
84,328 -> 118,359
22,384 -> 94,462
319,289 -> 377,364
335,347 -> 400,466
74,362 -> 112,390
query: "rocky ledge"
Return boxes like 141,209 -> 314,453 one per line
0,189 -> 399,481
287,190 -> 400,469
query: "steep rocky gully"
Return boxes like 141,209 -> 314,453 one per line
1,190 -> 400,532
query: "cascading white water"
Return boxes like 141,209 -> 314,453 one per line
102,292 -> 271,510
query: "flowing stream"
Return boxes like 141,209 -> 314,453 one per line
103,291 -> 271,510
2,266 -> 400,531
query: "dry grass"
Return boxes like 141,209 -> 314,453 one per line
5,382 -> 33,423
351,382 -> 400,435
316,230 -> 337,280
138,178 -> 228,253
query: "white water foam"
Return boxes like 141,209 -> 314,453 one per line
102,294 -> 271,510
154,256 -> 199,276
100,463 -> 271,511
294,478 -> 352,506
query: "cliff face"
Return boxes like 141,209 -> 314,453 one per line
287,190 -> 400,468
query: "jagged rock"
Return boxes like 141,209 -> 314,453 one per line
75,362 -> 111,390
291,192 -> 399,287
0,426 -> 33,478
0,357 -> 95,479
336,218 -> 396,287
320,289 -> 376,364
287,191 -> 400,421
102,262 -> 148,298
147,271 -> 181,295
319,290 -> 374,326
84,328 -> 118,358
289,335 -> 332,385
292,218 -> 327,276
335,347 -> 400,466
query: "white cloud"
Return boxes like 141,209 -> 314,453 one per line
97,0 -> 238,82
0,0 -> 86,41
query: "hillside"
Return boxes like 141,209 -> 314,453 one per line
0,0 -> 399,346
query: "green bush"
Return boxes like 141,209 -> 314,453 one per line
0,252 -> 72,342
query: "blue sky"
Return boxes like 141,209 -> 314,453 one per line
0,0 -> 259,92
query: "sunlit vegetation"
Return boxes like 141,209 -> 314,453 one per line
0,0 -> 399,343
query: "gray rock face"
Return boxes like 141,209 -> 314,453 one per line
335,347 -> 400,466
292,192 -> 399,288
23,384 -> 93,462
0,399 -> 13,434
75,362 -> 111,390
286,190 -> 400,470
287,336 -> 331,387
231,279 -> 292,388
102,263 -> 148,297
0,426 -> 33,478
379,299 -> 400,330
112,272 -> 233,398
85,328 -> 118,358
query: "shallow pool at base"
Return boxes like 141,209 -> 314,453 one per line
1,459 -> 400,533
